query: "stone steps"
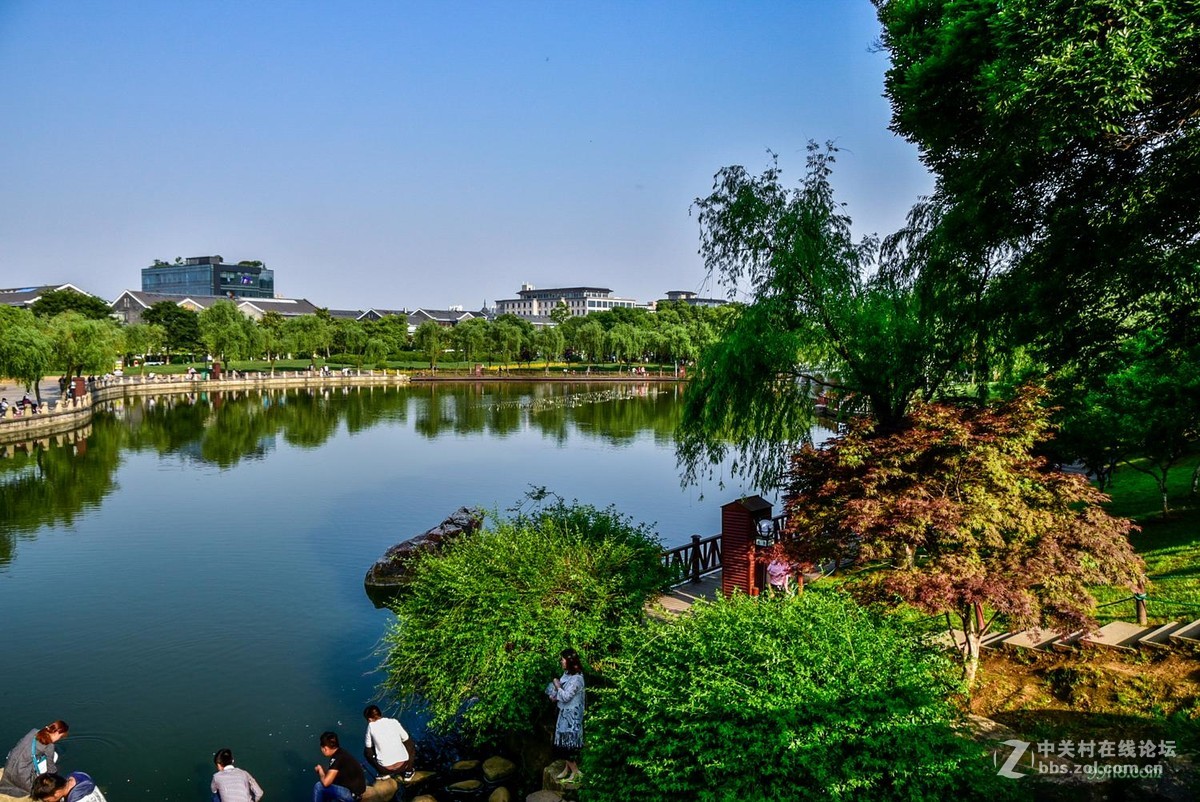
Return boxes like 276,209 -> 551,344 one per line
933,618 -> 1200,655
1169,619 -> 1200,648
1080,621 -> 1152,652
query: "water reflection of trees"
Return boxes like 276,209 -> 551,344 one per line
0,384 -> 685,564
0,425 -> 121,566
116,386 -> 415,467
411,382 -> 683,444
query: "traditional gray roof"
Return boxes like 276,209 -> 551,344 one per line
409,308 -> 482,324
357,308 -> 411,321
111,290 -> 318,317
110,289 -> 223,310
236,297 -> 320,317
0,283 -> 95,307
325,308 -> 364,320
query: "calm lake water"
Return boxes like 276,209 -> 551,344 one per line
0,382 -> 770,801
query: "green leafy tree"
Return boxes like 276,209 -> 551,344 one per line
1059,327 -> 1200,516
678,146 -> 974,490
30,289 -> 112,320
339,319 -> 368,365
605,322 -> 643,372
142,302 -> 201,356
490,319 -> 525,370
577,320 -> 606,368
47,312 -> 123,383
379,501 -> 668,742
121,323 -> 167,362
199,301 -> 257,364
365,314 -> 409,355
0,307 -> 53,399
283,314 -> 332,362
549,300 -> 572,326
452,317 -> 489,366
413,321 -> 447,368
586,591 -> 1007,802
535,326 -> 564,371
257,311 -> 288,373
364,337 -> 390,369
876,0 -> 1200,369
783,387 -> 1145,685
660,323 -> 696,368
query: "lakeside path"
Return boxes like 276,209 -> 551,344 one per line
654,571 -> 724,614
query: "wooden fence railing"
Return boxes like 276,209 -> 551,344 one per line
661,534 -> 722,587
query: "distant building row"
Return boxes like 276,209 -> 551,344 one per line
110,290 -> 490,330
1,256 -> 727,329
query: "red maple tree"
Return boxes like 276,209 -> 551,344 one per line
783,386 -> 1145,684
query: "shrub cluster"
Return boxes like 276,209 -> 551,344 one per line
379,502 -> 668,741
585,590 -> 1007,801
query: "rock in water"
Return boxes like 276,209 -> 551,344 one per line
364,507 -> 483,589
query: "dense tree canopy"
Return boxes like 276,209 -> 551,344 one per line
30,289 -> 113,320
141,302 -> 201,354
0,307 -> 53,397
46,312 -> 123,380
198,301 -> 259,363
1055,326 -> 1200,514
877,0 -> 1200,365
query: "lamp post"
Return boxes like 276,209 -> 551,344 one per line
755,518 -> 775,549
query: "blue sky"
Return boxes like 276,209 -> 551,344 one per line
0,1 -> 931,311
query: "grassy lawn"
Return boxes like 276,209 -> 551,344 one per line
1093,453 -> 1200,623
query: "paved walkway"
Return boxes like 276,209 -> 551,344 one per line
654,571 -> 724,614
0,377 -> 62,403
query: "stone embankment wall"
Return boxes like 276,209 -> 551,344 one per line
0,394 -> 94,441
0,370 -> 411,446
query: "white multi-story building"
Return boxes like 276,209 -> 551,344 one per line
494,284 -> 638,320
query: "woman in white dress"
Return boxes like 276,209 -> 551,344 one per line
546,647 -> 585,783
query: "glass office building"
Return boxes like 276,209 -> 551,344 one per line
141,256 -> 274,298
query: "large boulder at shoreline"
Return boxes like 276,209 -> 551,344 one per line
364,506 -> 483,589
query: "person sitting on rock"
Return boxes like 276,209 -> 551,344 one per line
362,705 -> 414,781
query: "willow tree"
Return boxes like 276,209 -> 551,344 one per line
677,145 -> 977,490
782,387 -> 1145,685
0,307 -> 53,399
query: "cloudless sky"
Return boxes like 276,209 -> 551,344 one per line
0,1 -> 932,311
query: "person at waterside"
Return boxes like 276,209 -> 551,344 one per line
546,648 -> 585,783
29,771 -> 106,802
312,731 -> 366,802
361,706 -> 414,780
211,748 -> 264,802
0,721 -> 69,798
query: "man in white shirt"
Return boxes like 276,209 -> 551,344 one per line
362,706 -> 415,780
